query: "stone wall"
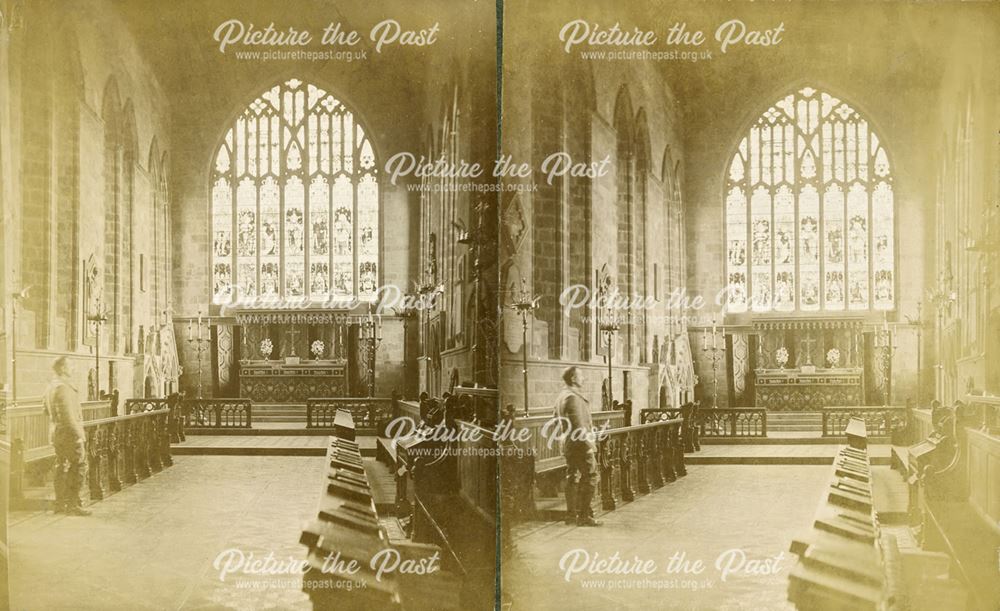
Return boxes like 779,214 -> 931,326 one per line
4,0 -> 171,401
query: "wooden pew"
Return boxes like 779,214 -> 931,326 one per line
506,407 -> 687,521
9,408 -> 173,509
788,417 -> 970,611
899,404 -> 1000,611
514,409 -> 627,498
300,410 -> 462,610
334,408 -> 357,441
596,416 -> 687,511
124,396 -> 185,442
389,390 -> 498,609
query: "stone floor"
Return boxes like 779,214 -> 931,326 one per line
503,465 -> 832,611
9,456 -> 326,610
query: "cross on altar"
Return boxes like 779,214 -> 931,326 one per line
286,325 -> 302,356
801,333 -> 817,366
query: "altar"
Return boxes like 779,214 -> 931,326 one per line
750,318 -> 871,411
754,368 -> 863,410
239,361 -> 347,402
227,308 -> 370,403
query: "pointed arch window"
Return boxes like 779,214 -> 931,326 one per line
725,86 -> 895,314
211,78 -> 379,304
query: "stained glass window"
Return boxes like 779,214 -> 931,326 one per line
725,87 -> 895,313
211,79 -> 379,304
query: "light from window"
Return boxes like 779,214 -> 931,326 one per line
212,78 -> 379,304
725,87 -> 894,313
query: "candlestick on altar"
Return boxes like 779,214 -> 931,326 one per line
186,311 -> 210,398
701,319 -> 725,408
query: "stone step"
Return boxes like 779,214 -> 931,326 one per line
685,444 -> 893,466
172,434 -> 378,457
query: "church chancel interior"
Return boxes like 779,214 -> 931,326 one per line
1,1 -> 999,610
498,2 -> 999,610
2,0 -> 500,608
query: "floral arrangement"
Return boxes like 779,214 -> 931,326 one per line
775,346 -> 789,368
826,348 -> 841,368
259,338 -> 274,359
311,339 -> 325,359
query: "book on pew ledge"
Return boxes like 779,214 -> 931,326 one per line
800,545 -> 884,586
828,485 -> 874,513
814,516 -> 877,544
328,476 -> 375,504
331,457 -> 367,474
317,504 -> 382,536
301,547 -> 401,610
788,562 -> 883,611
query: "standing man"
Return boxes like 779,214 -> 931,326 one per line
553,366 -> 601,527
43,357 -> 90,516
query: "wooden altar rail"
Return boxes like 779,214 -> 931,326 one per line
181,398 -> 252,429
597,417 -> 687,511
821,406 -> 907,438
305,396 -> 396,433
9,408 -> 172,509
514,410 -> 627,476
698,407 -> 767,438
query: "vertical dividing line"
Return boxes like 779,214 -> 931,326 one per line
494,1 -> 504,608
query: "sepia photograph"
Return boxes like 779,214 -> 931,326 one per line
0,0 -> 498,608
1,0 -> 999,610
497,1 -> 999,610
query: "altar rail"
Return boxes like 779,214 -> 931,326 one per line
182,398 -> 252,429
696,407 -> 767,438
597,417 -> 686,511
821,406 -> 906,437
305,396 -> 395,433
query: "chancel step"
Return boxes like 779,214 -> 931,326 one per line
766,411 -> 824,432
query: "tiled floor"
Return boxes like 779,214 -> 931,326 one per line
9,456 -> 326,610
503,465 -> 832,611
